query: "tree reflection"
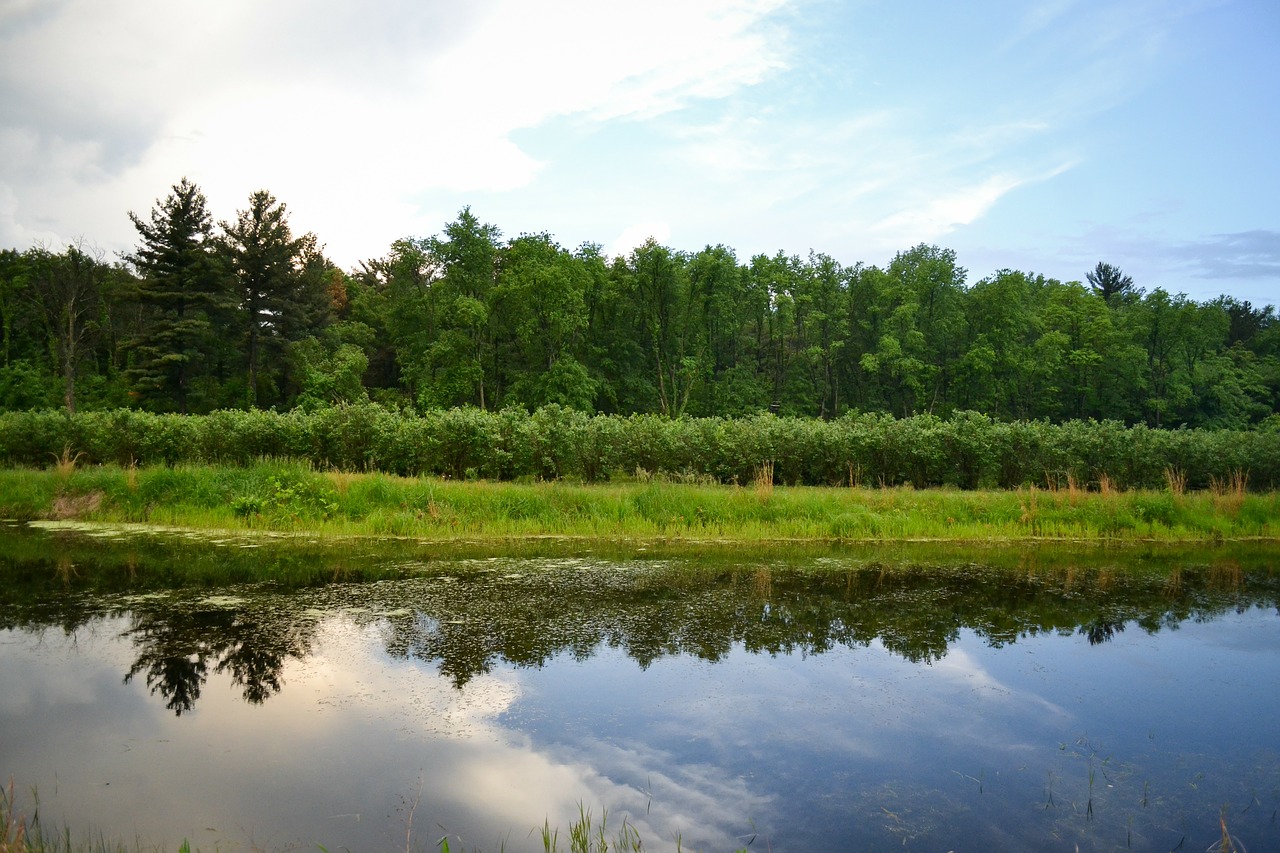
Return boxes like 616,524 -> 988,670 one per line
1081,619 -> 1126,645
122,603 -> 312,715
3,525 -> 1279,708
375,558 -> 1280,687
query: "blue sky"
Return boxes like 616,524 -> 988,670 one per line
2,0 -> 1277,305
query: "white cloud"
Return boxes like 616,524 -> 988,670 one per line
867,164 -> 1082,249
605,221 -> 672,259
2,0 -> 1270,308
0,0 -> 792,265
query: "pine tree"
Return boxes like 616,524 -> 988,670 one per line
220,190 -> 328,407
1086,262 -> 1135,306
126,178 -> 228,413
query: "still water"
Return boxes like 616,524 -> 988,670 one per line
2,523 -> 1278,852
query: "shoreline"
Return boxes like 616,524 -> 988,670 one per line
17,517 -> 1280,548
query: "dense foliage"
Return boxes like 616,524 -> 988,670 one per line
1,180 -> 1277,426
1,405 -> 1277,490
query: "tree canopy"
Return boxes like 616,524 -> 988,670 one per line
0,181 -> 1276,429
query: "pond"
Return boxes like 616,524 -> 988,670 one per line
1,523 -> 1278,852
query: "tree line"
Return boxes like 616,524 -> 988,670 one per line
1,178 -> 1276,427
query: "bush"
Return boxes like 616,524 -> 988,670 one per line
1,407 -> 1277,491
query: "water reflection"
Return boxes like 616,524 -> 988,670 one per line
122,599 -> 313,714
1,524 -> 1278,852
1,525 -> 1276,712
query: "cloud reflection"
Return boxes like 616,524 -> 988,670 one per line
291,616 -> 767,851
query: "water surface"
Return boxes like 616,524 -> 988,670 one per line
2,524 -> 1278,851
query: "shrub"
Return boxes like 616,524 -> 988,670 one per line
1,407 -> 1276,491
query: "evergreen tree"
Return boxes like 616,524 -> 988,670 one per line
126,178 -> 228,413
1086,262 -> 1136,305
219,190 -> 317,407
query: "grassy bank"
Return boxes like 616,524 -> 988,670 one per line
0,460 -> 1275,544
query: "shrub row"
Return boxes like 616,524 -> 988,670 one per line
1,405 -> 1277,490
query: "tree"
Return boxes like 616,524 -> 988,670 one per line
746,251 -> 798,412
126,178 -> 228,413
686,244 -> 757,416
957,270 -> 1053,419
629,239 -> 701,417
1086,262 -> 1135,306
219,190 -> 317,407
406,208 -> 501,410
25,241 -> 113,414
889,244 -> 967,415
492,233 -> 595,410
289,331 -> 371,411
1041,281 -> 1142,420
0,249 -> 58,409
578,245 -> 648,413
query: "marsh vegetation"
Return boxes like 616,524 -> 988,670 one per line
0,456 -> 1275,546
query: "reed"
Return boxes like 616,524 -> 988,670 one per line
1,781 -> 28,853
1098,472 -> 1117,498
753,460 -> 774,501
1065,471 -> 1083,506
1208,470 -> 1249,522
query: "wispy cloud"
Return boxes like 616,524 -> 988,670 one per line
871,160 -> 1077,248
1174,230 -> 1280,280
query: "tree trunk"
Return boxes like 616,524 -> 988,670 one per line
63,305 -> 77,414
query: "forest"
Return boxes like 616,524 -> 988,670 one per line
0,178 -> 1276,428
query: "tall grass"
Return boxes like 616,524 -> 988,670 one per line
1,782 -> 137,853
0,462 -> 1275,544
3,784 -> 743,853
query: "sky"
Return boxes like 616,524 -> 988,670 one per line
2,0 -> 1278,306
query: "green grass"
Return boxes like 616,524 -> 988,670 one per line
1,782 -> 141,853
0,461 -> 1275,544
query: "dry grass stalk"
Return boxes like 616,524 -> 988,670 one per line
325,470 -> 360,495
52,444 -> 84,478
49,490 -> 104,520
1,780 -> 28,853
1164,466 -> 1186,496
1018,485 -> 1039,526
1209,469 -> 1248,497
1098,472 -> 1116,497
1065,471 -> 1083,505
754,460 -> 775,500
1216,807 -> 1242,853
1209,469 -> 1248,516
